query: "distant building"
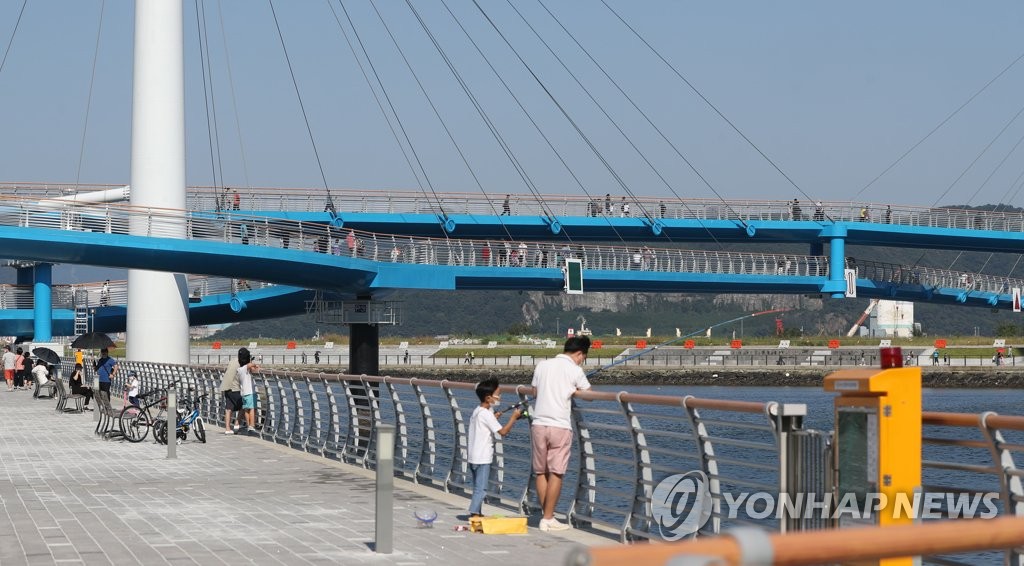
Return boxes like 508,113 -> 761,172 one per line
870,300 -> 915,338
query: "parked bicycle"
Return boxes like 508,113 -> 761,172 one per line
119,379 -> 180,443
154,393 -> 207,445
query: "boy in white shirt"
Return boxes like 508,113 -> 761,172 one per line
467,379 -> 521,517
126,371 -> 141,407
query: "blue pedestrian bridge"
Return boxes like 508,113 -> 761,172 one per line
0,189 -> 1019,337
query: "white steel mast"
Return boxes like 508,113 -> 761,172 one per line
127,0 -> 189,363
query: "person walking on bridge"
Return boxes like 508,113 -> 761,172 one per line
502,194 -> 511,216
531,336 -> 591,532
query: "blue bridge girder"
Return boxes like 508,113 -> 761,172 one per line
0,191 -> 1020,338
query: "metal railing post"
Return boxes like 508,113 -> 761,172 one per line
375,424 -> 395,554
166,389 -> 177,459
621,392 -> 653,542
682,396 -> 721,535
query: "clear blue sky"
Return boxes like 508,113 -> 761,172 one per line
2,1 -> 1024,209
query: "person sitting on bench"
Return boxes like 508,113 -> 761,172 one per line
32,359 -> 55,398
69,363 -> 93,411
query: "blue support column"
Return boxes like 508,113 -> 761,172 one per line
33,263 -> 52,341
829,237 -> 846,298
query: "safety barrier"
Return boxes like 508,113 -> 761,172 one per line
186,350 -> 1024,369
918,411 -> 1024,565
63,359 -> 1024,562
571,516 -> 1024,566
0,275 -> 272,310
7,182 -> 1024,232
85,360 -> 804,542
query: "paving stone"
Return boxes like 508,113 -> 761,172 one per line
0,387 -> 609,565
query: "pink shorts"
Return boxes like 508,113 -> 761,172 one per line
531,425 -> 573,475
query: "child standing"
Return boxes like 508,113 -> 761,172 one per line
467,378 -> 521,517
126,371 -> 141,407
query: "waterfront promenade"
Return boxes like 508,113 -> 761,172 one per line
0,391 -> 604,565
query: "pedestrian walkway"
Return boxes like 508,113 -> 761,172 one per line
0,390 -> 606,565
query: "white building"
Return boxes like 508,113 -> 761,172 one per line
870,300 -> 915,338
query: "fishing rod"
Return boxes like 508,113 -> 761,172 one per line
585,308 -> 791,378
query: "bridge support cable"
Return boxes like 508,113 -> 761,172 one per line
405,0 -> 568,239
437,0 -> 629,246
519,0 -> 740,244
267,0 -> 338,219
326,1 -> 440,225
472,0 -> 679,242
328,1 -> 460,237
854,50 -> 1024,199
214,1 -> 254,203
73,1 -> 107,200
194,0 -> 232,213
532,0 -> 749,240
600,1 -> 831,220
917,99 -> 1024,275
361,1 -> 528,243
0,0 -> 27,79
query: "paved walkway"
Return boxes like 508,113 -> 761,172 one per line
0,389 -> 607,565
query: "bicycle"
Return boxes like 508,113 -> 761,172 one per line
119,390 -> 166,443
119,379 -> 179,443
154,393 -> 207,445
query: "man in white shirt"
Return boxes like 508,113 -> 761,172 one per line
530,336 -> 591,532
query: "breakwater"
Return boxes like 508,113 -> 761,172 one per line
374,366 -> 1024,388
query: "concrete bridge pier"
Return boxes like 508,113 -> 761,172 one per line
348,314 -> 379,458
349,322 -> 379,376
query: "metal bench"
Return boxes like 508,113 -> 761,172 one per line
94,391 -> 125,440
33,378 -> 56,399
54,378 -> 84,413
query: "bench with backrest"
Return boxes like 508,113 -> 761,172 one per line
34,377 -> 56,399
54,378 -> 84,413
94,391 -> 126,440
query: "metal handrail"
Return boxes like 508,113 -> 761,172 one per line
6,182 -> 1024,233
55,358 -> 1024,563
918,410 -> 1024,565
80,359 -> 805,542
0,275 -> 274,310
1,195 -> 1019,296
574,516 -> 1024,566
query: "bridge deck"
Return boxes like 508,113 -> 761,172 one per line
0,392 -> 601,565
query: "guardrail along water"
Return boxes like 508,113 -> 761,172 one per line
52,359 -> 1022,564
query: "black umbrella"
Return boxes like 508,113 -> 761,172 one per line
71,332 -> 116,350
32,347 -> 61,365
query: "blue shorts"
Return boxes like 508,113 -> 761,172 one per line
242,394 -> 255,410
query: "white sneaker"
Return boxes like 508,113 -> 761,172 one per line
232,425 -> 240,431
223,430 -> 234,435
539,518 -> 570,532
